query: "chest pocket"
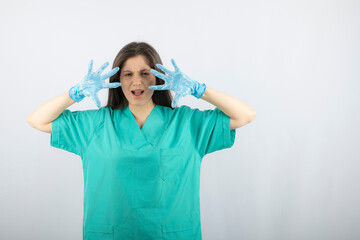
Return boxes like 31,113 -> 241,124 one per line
159,148 -> 185,182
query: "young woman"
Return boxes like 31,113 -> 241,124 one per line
27,42 -> 256,239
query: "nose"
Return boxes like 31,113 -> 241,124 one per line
133,75 -> 142,83
131,74 -> 144,86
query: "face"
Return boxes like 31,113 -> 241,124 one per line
120,55 -> 156,107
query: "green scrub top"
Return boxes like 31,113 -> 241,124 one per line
51,104 -> 236,240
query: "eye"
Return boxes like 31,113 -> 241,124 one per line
125,73 -> 131,76
143,72 -> 149,75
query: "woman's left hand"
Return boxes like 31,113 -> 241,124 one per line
149,59 -> 206,108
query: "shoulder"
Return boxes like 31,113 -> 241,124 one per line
158,105 -> 222,115
157,105 -> 223,123
176,105 -> 222,117
157,104 -> 197,116
62,107 -> 108,119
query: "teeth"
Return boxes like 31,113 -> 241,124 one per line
132,90 -> 144,96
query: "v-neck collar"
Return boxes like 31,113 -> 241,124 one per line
123,104 -> 166,149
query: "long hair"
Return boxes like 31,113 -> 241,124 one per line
105,42 -> 174,110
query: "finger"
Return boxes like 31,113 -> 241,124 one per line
183,87 -> 192,96
96,62 -> 109,75
90,93 -> 102,108
148,84 -> 170,90
103,82 -> 121,89
150,69 -> 172,82
155,63 -> 173,76
101,67 -> 119,80
172,93 -> 183,107
87,60 -> 93,76
171,59 -> 181,72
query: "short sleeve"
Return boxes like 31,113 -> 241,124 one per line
50,108 -> 104,157
189,107 -> 236,158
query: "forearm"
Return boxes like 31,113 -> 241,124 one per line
27,91 -> 75,127
200,87 -> 256,121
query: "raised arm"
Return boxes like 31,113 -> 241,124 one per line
27,60 -> 121,133
200,87 -> 256,130
27,92 -> 75,133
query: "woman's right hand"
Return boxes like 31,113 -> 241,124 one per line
69,60 -> 121,108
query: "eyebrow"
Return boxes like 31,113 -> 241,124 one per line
122,69 -> 150,72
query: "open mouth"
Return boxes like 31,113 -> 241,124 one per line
131,90 -> 145,97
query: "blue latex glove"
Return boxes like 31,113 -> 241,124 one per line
69,60 -> 121,108
148,59 -> 206,108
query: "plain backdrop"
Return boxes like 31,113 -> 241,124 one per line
1,0 -> 359,239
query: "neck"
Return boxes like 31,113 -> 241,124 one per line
128,101 -> 155,120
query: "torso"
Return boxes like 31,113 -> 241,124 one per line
129,104 -> 155,130
137,121 -> 145,129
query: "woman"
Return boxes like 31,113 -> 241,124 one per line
27,42 -> 256,239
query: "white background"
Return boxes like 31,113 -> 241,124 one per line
1,0 -> 359,239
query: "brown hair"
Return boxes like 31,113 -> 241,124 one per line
105,42 -> 174,110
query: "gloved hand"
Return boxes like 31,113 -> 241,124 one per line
69,60 -> 121,108
148,59 -> 206,108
